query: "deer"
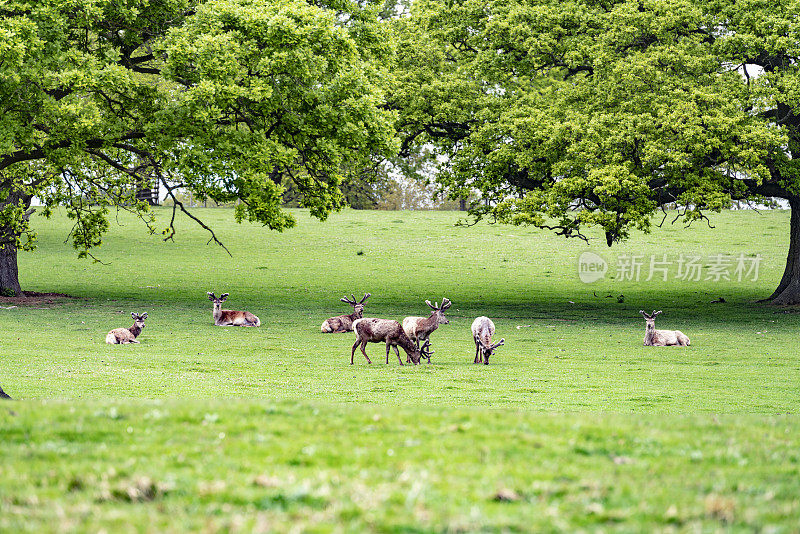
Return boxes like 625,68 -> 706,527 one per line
207,292 -> 260,327
402,298 -> 451,363
351,318 -> 422,365
471,316 -> 505,364
106,312 -> 147,344
639,310 -> 690,346
321,293 -> 370,333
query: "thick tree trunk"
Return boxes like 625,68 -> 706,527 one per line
766,196 -> 800,305
0,242 -> 21,296
0,188 -> 32,296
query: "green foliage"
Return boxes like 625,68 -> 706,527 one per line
392,0 -> 799,244
0,0 -> 396,260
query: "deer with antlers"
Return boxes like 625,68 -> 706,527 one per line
402,297 -> 451,363
321,293 -> 370,333
106,312 -> 147,344
351,318 -> 422,365
639,310 -> 690,346
471,316 -> 505,364
207,292 -> 260,327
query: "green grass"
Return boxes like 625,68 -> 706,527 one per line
1,207 -> 799,531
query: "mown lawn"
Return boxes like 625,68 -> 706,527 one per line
1,207 -> 798,531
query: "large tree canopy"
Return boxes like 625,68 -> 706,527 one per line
391,0 -> 800,303
0,0 -> 396,293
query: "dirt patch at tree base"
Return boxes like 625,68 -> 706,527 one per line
0,291 -> 80,307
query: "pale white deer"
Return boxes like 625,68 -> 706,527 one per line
471,316 -> 504,364
640,310 -> 690,346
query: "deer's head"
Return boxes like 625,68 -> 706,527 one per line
208,292 -> 229,309
479,338 -> 504,365
426,297 -> 452,325
131,312 -> 147,329
341,293 -> 370,317
640,310 -> 662,331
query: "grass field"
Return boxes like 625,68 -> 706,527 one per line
1,206 -> 799,532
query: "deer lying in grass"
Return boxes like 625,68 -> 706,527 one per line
106,312 -> 147,344
471,316 -> 505,364
640,310 -> 690,346
321,293 -> 370,333
351,318 -> 422,365
402,298 -> 451,363
208,292 -> 260,327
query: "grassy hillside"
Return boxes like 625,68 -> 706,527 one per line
1,207 -> 798,531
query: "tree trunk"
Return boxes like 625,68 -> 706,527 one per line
0,242 -> 21,296
766,196 -> 800,305
0,188 -> 32,296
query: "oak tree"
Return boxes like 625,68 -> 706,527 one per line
393,0 -> 800,303
0,0 -> 396,294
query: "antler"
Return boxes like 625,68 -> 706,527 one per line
639,310 -> 649,318
359,293 -> 371,304
208,292 -> 216,300
653,310 -> 662,317
492,338 -> 505,349
440,297 -> 452,310
425,299 -> 436,310
340,295 -> 357,305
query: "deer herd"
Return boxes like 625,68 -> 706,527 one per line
104,291 -> 691,358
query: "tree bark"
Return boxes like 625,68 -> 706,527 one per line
765,196 -> 800,305
0,188 -> 32,296
0,243 -> 21,296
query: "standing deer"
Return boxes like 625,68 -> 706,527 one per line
640,310 -> 690,346
471,316 -> 504,364
106,312 -> 147,344
207,292 -> 260,327
402,298 -> 451,363
351,318 -> 422,365
321,293 -> 370,333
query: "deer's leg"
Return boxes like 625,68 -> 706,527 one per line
351,338 -> 360,365
130,340 -> 140,344
360,341 -> 372,364
393,344 -> 403,365
474,339 -> 481,364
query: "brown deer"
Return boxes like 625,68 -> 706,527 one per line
640,310 -> 690,346
106,312 -> 147,344
402,298 -> 451,363
351,318 -> 422,365
321,293 -> 370,333
471,316 -> 505,364
208,292 -> 260,327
